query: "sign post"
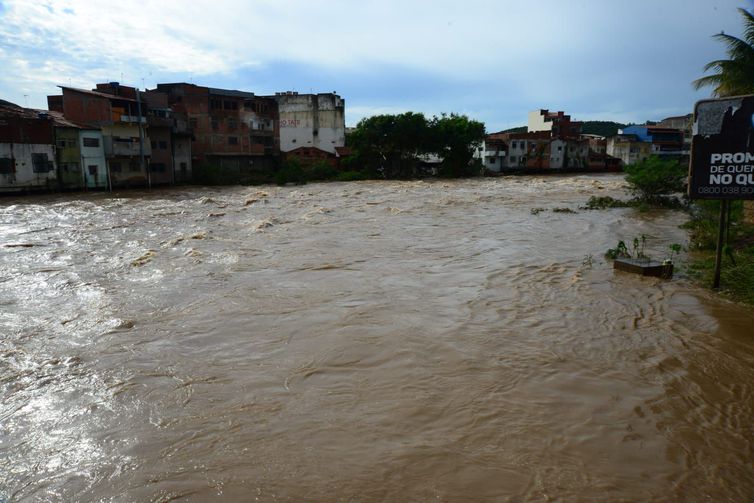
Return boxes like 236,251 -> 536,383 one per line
689,95 -> 754,288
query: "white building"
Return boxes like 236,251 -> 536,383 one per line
0,104 -> 58,192
271,92 -> 345,154
79,129 -> 108,189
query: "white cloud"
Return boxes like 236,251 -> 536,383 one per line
0,0 -> 748,124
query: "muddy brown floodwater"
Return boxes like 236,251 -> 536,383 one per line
1,174 -> 753,502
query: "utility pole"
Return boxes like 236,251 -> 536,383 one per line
136,88 -> 150,189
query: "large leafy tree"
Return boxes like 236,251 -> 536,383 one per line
693,8 -> 754,96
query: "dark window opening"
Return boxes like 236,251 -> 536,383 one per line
228,136 -> 238,145
0,158 -> 14,174
32,153 -> 52,173
110,162 -> 122,172
88,165 -> 97,175
189,118 -> 198,129
83,137 -> 100,148
159,140 -> 168,149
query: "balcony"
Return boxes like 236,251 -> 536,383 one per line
104,136 -> 151,157
147,116 -> 173,128
119,115 -> 147,124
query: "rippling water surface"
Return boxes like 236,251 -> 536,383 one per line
1,175 -> 753,502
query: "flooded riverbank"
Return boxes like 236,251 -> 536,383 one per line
1,175 -> 753,501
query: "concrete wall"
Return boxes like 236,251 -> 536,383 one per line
528,110 -> 552,133
148,127 -> 173,185
0,142 -> 57,192
172,136 -> 192,183
79,130 -> 108,189
276,93 -> 345,154
55,127 -> 83,189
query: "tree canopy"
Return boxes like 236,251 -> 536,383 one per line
346,112 -> 485,179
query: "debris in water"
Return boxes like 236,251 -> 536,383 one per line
4,243 -> 35,248
208,212 -> 226,218
190,232 -> 207,240
184,248 -> 202,257
131,250 -> 157,267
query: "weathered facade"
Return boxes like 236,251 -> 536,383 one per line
79,129 -> 108,189
528,109 -> 582,138
52,117 -> 83,189
49,86 -> 151,188
606,134 -> 652,166
0,103 -> 57,192
156,83 -> 276,172
271,92 -> 345,154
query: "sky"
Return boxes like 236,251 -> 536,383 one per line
0,0 -> 752,131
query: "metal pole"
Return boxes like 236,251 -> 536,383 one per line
136,89 -> 150,189
713,199 -> 729,289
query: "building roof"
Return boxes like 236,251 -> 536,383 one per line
208,88 -> 255,98
58,86 -> 138,103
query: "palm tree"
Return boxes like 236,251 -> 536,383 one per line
693,8 -> 754,97
694,8 -> 754,224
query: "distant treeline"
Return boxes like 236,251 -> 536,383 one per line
498,121 -> 629,137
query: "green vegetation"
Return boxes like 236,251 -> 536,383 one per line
682,200 -> 754,303
498,125 -> 527,134
624,156 -> 687,206
583,196 -> 633,209
347,112 -> 486,179
580,121 -> 628,137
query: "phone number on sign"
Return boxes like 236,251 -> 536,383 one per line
696,186 -> 754,195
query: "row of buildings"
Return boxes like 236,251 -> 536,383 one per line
476,109 -> 690,172
0,82 -> 347,193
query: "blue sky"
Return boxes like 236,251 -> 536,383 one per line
0,0 -> 751,131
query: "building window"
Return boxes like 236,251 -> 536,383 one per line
210,99 -> 222,110
83,137 -> 100,148
151,140 -> 157,149
57,139 -> 68,148
223,100 -> 237,110
211,119 -> 219,131
88,165 -> 97,175
0,158 -> 15,174
189,118 -> 198,129
110,162 -> 122,172
228,118 -> 237,130
159,140 -> 168,149
180,162 -> 187,173
32,153 -> 52,173
511,141 -> 517,149
149,163 -> 166,172
228,136 -> 238,145
557,146 -> 563,151
509,155 -> 516,162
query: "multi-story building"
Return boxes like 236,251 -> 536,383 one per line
48,84 -> 151,188
156,83 -> 276,173
270,92 -> 346,156
606,134 -> 652,166
620,125 -> 685,159
0,101 -> 58,192
528,109 -> 582,138
50,112 -> 84,190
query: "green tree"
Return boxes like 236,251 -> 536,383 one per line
693,8 -> 754,96
429,114 -> 486,177
624,156 -> 687,204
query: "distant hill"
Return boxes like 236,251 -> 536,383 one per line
580,121 -> 627,137
498,126 -> 527,134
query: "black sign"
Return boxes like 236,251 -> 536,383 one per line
689,95 -> 754,199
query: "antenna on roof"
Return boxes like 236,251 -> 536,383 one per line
23,95 -> 28,107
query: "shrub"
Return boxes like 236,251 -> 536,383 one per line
624,156 -> 687,204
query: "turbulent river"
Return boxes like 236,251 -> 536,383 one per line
1,174 -> 753,502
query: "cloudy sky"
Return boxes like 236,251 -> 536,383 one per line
0,0 -> 751,131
